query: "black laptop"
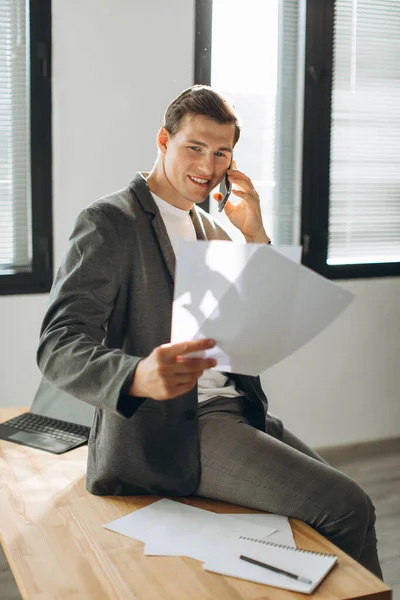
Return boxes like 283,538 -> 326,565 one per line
0,378 -> 94,454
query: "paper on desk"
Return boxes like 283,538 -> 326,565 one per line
145,511 -> 295,557
223,513 -> 296,548
103,499 -> 276,562
171,241 -> 354,375
202,536 -> 338,594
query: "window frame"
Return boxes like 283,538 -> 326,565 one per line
0,0 -> 53,295
301,0 -> 400,279
195,0 -> 400,279
194,0 -> 212,214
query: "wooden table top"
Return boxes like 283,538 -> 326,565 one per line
0,407 -> 392,600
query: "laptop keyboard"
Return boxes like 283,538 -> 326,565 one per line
5,413 -> 90,443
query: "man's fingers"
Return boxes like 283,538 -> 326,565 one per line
221,198 -> 235,216
212,191 -> 223,202
231,188 -> 258,204
160,338 -> 216,362
175,357 -> 216,372
227,171 -> 254,191
175,372 -> 203,385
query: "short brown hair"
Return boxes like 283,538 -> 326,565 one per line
164,85 -> 241,145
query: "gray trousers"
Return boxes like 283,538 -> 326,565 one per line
195,397 -> 383,579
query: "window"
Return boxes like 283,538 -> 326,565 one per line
0,0 -> 52,295
302,0 -> 400,278
196,0 -> 400,278
195,0 -> 306,246
328,0 -> 400,269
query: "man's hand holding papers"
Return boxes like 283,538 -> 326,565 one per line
129,338 -> 217,400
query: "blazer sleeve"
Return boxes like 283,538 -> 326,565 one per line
37,207 -> 145,418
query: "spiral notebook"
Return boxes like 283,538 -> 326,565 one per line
203,536 -> 338,594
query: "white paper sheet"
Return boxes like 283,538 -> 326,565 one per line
268,244 -> 302,264
103,499 -> 276,562
171,241 -> 354,375
144,511 -> 295,557
222,513 -> 296,548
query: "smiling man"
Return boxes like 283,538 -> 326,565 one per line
37,85 -> 382,578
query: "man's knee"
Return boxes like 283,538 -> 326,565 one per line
318,477 -> 373,543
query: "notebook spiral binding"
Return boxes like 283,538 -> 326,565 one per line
238,536 -> 335,558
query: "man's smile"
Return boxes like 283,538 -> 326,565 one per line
188,175 -> 211,187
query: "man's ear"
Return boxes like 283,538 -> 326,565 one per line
157,127 -> 170,156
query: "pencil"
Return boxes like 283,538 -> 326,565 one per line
238,554 -> 313,585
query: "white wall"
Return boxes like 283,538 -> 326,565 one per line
0,0 -> 399,449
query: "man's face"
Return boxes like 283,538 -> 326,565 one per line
158,113 -> 235,210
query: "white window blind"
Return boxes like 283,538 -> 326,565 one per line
328,0 -> 400,265
209,0 -> 305,245
0,0 -> 31,270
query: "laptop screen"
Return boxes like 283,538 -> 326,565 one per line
31,378 -> 95,427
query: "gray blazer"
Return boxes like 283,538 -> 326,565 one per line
37,172 -> 278,496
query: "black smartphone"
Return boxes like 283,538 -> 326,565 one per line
218,159 -> 233,212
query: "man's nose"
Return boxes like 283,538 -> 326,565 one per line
197,153 -> 215,176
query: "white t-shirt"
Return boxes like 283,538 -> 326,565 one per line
151,192 -> 242,404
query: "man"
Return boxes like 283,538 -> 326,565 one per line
37,85 -> 382,578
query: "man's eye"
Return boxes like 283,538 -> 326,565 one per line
189,146 -> 201,152
215,151 -> 226,158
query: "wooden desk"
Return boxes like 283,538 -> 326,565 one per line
0,408 -> 391,600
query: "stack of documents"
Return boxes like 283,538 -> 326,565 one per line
171,241 -> 354,375
103,499 -> 282,562
104,500 -> 337,593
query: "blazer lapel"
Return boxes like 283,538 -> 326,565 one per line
152,213 -> 176,280
130,172 -> 176,281
189,205 -> 207,240
130,174 -> 211,280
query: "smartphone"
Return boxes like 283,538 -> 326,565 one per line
218,159 -> 233,212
